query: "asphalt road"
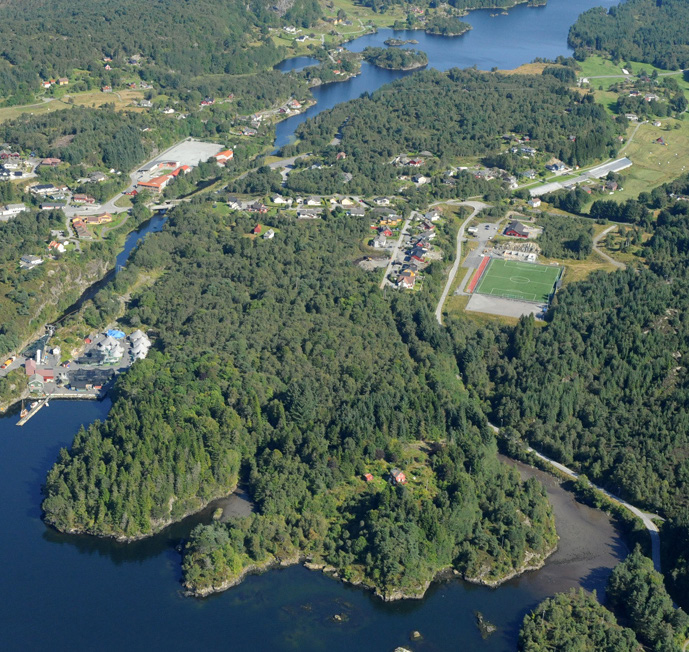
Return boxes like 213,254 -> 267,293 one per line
379,214 -> 413,290
434,201 -> 487,324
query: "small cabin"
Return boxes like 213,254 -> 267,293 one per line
389,468 -> 407,485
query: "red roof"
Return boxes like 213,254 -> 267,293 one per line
364,473 -> 374,482
253,225 -> 262,234
138,174 -> 171,189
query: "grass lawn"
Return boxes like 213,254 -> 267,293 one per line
475,259 -> 562,303
593,89 -> 621,116
615,119 -> 689,200
114,196 -> 133,209
0,89 -> 144,124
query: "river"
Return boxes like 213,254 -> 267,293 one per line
3,2 -> 629,650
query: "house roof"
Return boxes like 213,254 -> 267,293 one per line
506,220 -> 529,236
138,174 -> 171,189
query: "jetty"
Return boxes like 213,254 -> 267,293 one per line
16,391 -> 55,426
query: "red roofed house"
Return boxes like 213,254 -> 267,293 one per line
214,149 -> 234,165
137,174 -> 172,192
389,468 -> 407,485
41,158 -> 62,167
504,220 -> 529,238
253,224 -> 262,235
364,473 -> 374,482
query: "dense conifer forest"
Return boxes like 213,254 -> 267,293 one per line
519,589 -> 641,651
520,549 -> 689,650
42,206 -> 556,595
569,0 -> 689,69
0,0 -> 326,99
280,69 -> 620,194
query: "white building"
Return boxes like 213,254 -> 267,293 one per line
0,203 -> 26,218
98,336 -> 125,365
129,330 -> 151,360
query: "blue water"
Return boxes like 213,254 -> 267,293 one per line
273,0 -> 619,149
115,212 -> 168,269
2,2 -> 630,649
0,402 -> 626,651
275,56 -> 321,73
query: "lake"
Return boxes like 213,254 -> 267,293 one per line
2,2 -> 630,649
273,0 -> 619,149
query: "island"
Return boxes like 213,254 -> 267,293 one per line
384,38 -> 419,47
362,46 -> 428,71
424,15 -> 472,37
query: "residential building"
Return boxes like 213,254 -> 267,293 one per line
83,212 -> 113,225
0,203 -> 26,218
505,220 -> 530,238
389,468 -> 407,485
129,330 -> 151,360
97,336 -> 124,365
263,229 -> 275,240
30,184 -> 56,196
20,254 -> 44,269
88,171 -> 108,183
528,198 -> 542,209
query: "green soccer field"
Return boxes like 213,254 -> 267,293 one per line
475,259 -> 562,304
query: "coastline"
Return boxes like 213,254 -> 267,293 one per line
44,483 -> 240,543
183,541 -> 558,601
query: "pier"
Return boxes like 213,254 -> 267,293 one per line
16,391 -> 54,426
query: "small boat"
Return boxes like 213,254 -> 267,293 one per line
20,399 -> 28,419
29,401 -> 38,410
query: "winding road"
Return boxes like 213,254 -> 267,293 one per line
593,225 -> 626,270
434,201 -> 486,324
486,423 -> 663,573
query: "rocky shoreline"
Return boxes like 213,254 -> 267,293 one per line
184,543 -> 558,601
45,485 -> 240,543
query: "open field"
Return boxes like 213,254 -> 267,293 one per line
615,120 -> 689,200
475,259 -> 562,303
0,89 -> 144,124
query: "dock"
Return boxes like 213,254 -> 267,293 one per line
16,391 -> 55,426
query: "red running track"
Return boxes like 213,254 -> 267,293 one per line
466,256 -> 490,294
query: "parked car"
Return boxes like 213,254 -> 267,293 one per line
1,356 -> 16,369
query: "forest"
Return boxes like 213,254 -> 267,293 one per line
568,0 -> 689,69
424,15 -> 471,36
519,589 -> 641,651
361,47 -> 428,70
448,183 -> 689,609
0,0 -> 327,101
42,203 -> 556,596
280,68 -> 620,195
519,549 -> 688,650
